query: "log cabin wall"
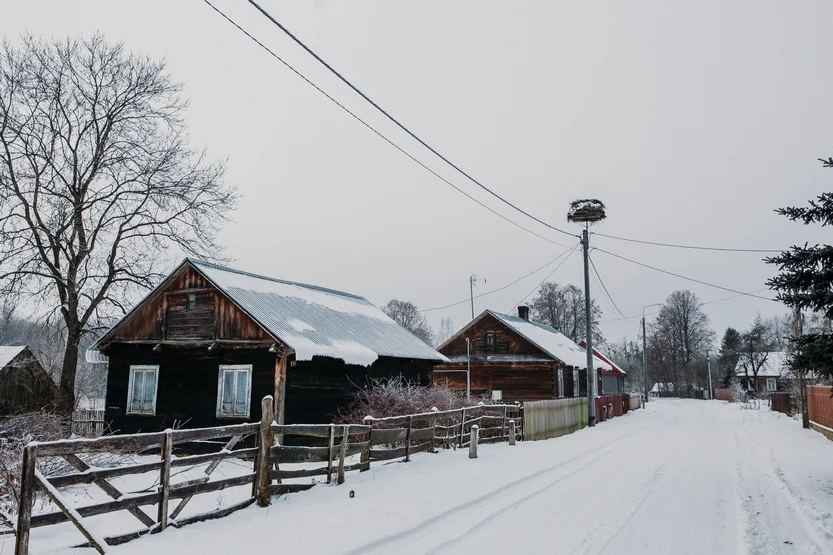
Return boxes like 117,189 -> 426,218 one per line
433,361 -> 563,403
106,264 -> 268,343
105,344 -> 276,434
441,313 -> 544,358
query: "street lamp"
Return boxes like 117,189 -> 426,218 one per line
642,303 -> 662,405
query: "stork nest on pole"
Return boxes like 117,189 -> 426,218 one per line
567,199 -> 606,224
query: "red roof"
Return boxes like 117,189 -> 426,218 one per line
578,340 -> 626,376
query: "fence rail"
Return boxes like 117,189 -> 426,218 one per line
71,409 -> 104,438
15,398 -> 523,554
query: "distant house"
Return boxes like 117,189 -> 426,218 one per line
649,383 -> 675,397
578,341 -> 626,394
0,346 -> 58,415
92,259 -> 446,432
433,306 -> 612,403
735,352 -> 791,393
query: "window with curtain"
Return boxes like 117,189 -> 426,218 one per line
216,364 -> 253,418
127,365 -> 159,415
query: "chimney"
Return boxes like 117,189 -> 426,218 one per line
518,305 -> 530,321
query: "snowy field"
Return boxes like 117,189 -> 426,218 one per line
5,399 -> 833,555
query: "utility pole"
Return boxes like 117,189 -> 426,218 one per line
469,274 -> 485,320
581,225 -> 596,427
706,349 -> 713,400
795,306 -> 809,429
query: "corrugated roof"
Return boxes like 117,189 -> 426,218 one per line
579,341 -> 626,376
189,260 -> 446,366
0,345 -> 27,368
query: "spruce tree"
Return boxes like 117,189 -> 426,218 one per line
766,156 -> 833,377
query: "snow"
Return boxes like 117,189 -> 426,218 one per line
286,319 -> 316,333
735,351 -> 790,377
290,337 -> 379,367
10,400 -> 832,554
0,345 -> 26,368
493,312 -> 613,370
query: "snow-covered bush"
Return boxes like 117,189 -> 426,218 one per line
337,377 -> 469,423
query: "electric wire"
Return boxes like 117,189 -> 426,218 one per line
592,232 -> 782,254
246,0 -> 577,239
588,254 -> 633,324
420,243 -> 579,313
204,0 -> 570,248
510,244 -> 580,310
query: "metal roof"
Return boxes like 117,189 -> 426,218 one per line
0,345 -> 26,368
185,260 -> 446,365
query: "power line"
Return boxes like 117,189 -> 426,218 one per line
420,243 -> 579,312
592,232 -> 782,254
589,254 -> 633,323
593,247 -> 776,301
511,245 -> 580,310
246,0 -> 577,239
204,1 -> 570,248
598,288 -> 772,324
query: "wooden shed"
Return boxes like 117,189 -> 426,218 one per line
433,307 -> 612,403
579,341 -> 627,394
92,259 -> 446,433
0,346 -> 58,415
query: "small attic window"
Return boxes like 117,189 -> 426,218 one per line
485,331 -> 495,347
187,293 -> 197,312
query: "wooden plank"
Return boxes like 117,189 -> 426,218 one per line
370,427 -> 408,444
272,467 -> 329,480
256,397 -> 275,507
271,423 -> 370,439
404,416 -> 413,463
271,442 -> 368,464
274,353 -> 288,442
337,426 -> 349,484
34,469 -> 107,554
170,497 -> 254,529
267,483 -> 315,496
370,441 -> 432,462
157,430 -> 173,531
14,444 -> 37,555
61,454 -> 155,529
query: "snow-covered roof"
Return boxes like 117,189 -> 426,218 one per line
98,259 -> 446,367
734,351 -> 790,378
578,341 -> 626,376
650,383 -> 675,393
0,345 -> 26,368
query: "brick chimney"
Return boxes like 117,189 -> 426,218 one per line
518,305 -> 530,321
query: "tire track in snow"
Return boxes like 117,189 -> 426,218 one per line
343,425 -> 650,555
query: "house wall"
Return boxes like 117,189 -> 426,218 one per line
0,349 -> 58,415
442,313 -> 546,357
738,376 -> 790,393
433,361 -> 568,403
602,374 -> 622,395
104,344 -> 276,433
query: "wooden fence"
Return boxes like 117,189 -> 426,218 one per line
595,395 -> 623,423
71,410 -> 105,438
807,385 -> 833,441
15,398 -> 522,554
628,393 -> 641,412
769,392 -> 795,417
523,398 -> 587,441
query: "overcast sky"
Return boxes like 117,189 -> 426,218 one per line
4,0 -> 833,348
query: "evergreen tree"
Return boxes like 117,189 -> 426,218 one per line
766,156 -> 833,377
717,327 -> 741,387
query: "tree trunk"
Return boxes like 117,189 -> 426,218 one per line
57,335 -> 79,415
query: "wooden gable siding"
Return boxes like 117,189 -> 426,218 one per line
439,313 -> 549,358
108,263 -> 269,343
434,361 -> 561,403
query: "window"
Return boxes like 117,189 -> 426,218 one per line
187,292 -> 197,312
766,378 -> 777,392
485,331 -> 495,347
491,390 -> 503,401
126,365 -> 159,415
217,364 -> 253,418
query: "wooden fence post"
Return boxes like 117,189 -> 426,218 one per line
14,444 -> 37,555
360,417 -> 372,472
327,424 -> 335,483
256,396 -> 275,507
469,425 -> 479,459
404,415 -> 413,462
337,426 -> 349,485
501,405 -> 508,441
508,420 -> 516,446
157,429 -> 173,531
458,407 -> 466,448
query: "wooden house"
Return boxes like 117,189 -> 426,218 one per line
0,346 -> 58,415
579,341 -> 627,394
433,306 -> 612,403
92,259 -> 446,433
735,352 -> 792,394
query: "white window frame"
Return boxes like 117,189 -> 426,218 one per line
557,369 -> 564,398
573,369 -> 579,397
126,365 -> 160,416
766,378 -> 777,392
216,364 -> 253,419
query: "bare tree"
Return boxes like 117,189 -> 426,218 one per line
647,290 -> 715,392
529,282 -> 603,344
0,35 -> 237,413
437,316 -> 454,346
381,300 -> 434,345
736,315 -> 776,392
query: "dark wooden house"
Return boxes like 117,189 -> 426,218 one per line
93,259 -> 446,433
734,351 -> 792,394
433,307 -> 612,403
0,346 -> 58,415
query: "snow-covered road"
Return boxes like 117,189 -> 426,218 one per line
14,400 -> 833,555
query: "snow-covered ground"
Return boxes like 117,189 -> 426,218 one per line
5,399 -> 833,555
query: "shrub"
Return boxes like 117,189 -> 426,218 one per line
337,377 -> 470,423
